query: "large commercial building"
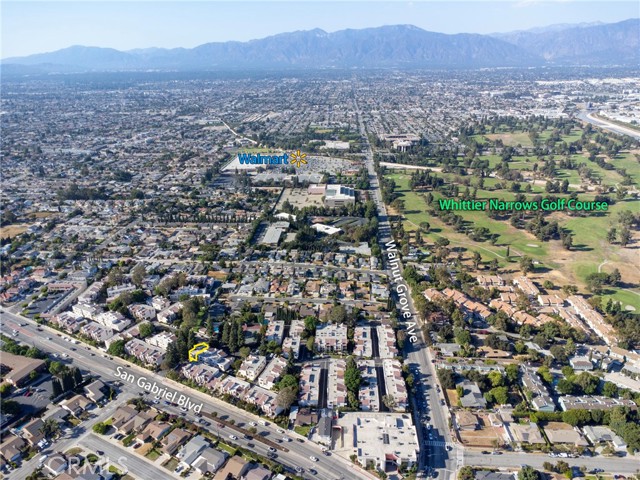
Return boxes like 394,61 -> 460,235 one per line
337,412 -> 419,473
324,185 -> 356,208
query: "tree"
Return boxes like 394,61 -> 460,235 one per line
472,251 -> 482,269
619,227 -> 631,247
51,378 -> 63,398
520,256 -> 534,274
328,305 -> 348,324
138,322 -> 154,339
131,263 -> 146,288
505,364 -> 520,385
557,379 -> 575,395
454,328 -> 471,346
437,369 -> 456,390
537,366 -> 553,383
574,372 -> 599,395
276,374 -> 298,391
71,367 -> 83,387
458,466 -> 475,480
488,371 -> 504,388
489,386 -> 509,405
345,357 -> 362,394
518,465 -> 541,480
275,386 -> 298,410
163,342 -> 180,369
607,227 -> 617,244
92,422 -> 108,435
602,382 -> 619,398
382,394 -> 397,410
39,418 -> 61,439
550,345 -> 568,364
48,361 -> 65,376
107,339 -> 126,357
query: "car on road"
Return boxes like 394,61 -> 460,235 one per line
295,467 -> 304,473
249,421 -> 257,426
96,450 -> 104,455
309,456 -> 318,462
247,442 -> 254,448
47,337 -> 52,340
481,451 -> 490,454
229,435 -> 238,441
491,451 -> 502,455
268,447 -> 277,453
277,428 -> 285,434
267,452 -> 277,459
309,469 -> 317,475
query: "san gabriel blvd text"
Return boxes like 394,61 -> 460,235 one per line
115,366 -> 203,413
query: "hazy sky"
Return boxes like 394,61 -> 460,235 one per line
2,1 -> 638,58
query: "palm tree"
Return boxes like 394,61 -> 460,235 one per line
39,418 -> 61,439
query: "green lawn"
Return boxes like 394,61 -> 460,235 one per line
386,171 -> 638,308
146,449 -> 161,461
612,152 -> 640,184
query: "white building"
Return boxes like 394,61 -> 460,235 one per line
265,320 -> 285,345
237,355 -> 267,381
315,323 -> 348,353
338,412 -> 419,472
257,356 -> 288,390
324,185 -> 356,208
145,331 -> 177,350
95,311 -> 130,332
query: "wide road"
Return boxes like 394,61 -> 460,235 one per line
0,308 -> 376,480
353,95 -> 456,480
464,450 -> 640,475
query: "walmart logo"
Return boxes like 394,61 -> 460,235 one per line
237,150 -> 307,168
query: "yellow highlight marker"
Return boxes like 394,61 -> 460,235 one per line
188,342 -> 210,362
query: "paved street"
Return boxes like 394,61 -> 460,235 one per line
464,450 -> 640,475
354,93 -> 456,480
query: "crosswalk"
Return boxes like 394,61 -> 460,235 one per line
424,440 -> 454,448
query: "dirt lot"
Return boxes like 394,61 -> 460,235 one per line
458,413 -> 506,447
0,224 -> 29,238
276,188 -> 324,210
445,389 -> 459,406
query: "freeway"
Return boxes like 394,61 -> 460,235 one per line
353,95 -> 456,479
577,110 -> 640,141
0,308 -> 375,480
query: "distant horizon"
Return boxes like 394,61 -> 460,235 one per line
2,1 -> 638,59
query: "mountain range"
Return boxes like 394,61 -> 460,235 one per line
2,19 -> 638,73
